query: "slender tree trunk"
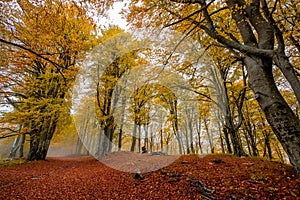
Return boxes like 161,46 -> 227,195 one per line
217,122 -> 225,154
138,125 -> 141,153
196,118 -> 203,154
149,126 -> 153,152
160,127 -> 163,152
96,130 -> 103,158
18,134 -> 25,158
118,96 -> 126,151
9,128 -> 21,159
118,127 -> 123,151
130,123 -> 137,152
76,135 -> 83,155
243,130 -> 252,156
144,124 -> 149,150
188,119 -> 195,154
274,55 -> 300,104
10,135 -> 21,159
249,126 -> 258,157
184,124 -> 190,154
204,118 -> 214,154
9,125 -> 24,159
223,126 -> 232,154
262,131 -> 273,160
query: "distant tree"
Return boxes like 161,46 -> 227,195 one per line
84,27 -> 140,157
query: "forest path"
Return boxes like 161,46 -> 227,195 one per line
0,153 -> 299,199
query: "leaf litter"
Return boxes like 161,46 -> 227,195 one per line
0,153 -> 299,199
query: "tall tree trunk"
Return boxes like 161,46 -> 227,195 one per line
138,125 -> 141,153
149,125 -> 153,153
144,124 -> 149,151
118,127 -> 123,151
172,119 -> 183,154
217,121 -> 225,154
196,118 -> 203,154
245,55 -> 300,172
27,116 -> 57,161
184,124 -> 190,154
216,66 -> 246,156
225,0 -> 300,173
17,133 -> 25,158
160,127 -> 163,152
248,124 -> 258,157
118,96 -> 126,151
262,131 -> 273,160
9,125 -> 23,159
130,123 -> 137,152
243,130 -> 252,156
204,118 -> 214,154
188,118 -> 195,154
96,130 -> 103,158
223,126 -> 232,154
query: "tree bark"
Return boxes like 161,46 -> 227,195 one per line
204,118 -> 214,154
244,55 -> 300,173
166,0 -> 300,172
227,0 -> 300,173
196,118 -> 203,154
130,123 -> 137,152
9,124 -> 23,159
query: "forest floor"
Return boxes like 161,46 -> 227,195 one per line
0,152 -> 299,200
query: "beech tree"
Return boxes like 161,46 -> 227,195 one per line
0,0 -> 95,160
124,0 -> 300,173
130,84 -> 153,152
79,27 -> 141,157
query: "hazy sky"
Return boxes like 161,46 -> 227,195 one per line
107,1 -> 128,29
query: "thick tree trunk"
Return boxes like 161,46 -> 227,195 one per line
27,118 -> 57,161
224,0 -> 300,173
101,116 -> 115,156
245,55 -> 300,173
28,132 -> 52,161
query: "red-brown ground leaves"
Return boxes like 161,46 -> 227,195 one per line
0,153 -> 299,200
